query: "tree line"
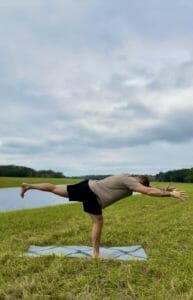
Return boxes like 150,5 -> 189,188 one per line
0,165 -> 65,178
155,168 -> 193,183
0,165 -> 193,182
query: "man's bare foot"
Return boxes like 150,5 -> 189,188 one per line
20,183 -> 29,198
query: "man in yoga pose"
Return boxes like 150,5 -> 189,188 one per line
20,174 -> 187,258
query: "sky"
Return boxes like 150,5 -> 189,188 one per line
0,0 -> 193,176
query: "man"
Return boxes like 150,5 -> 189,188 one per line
20,173 -> 187,258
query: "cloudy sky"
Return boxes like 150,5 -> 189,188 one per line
1,0 -> 193,176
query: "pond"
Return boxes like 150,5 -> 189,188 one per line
0,186 -> 69,212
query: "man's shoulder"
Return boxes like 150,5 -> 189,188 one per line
101,173 -> 134,183
120,174 -> 140,189
107,173 -> 136,184
104,173 -> 128,180
115,173 -> 132,179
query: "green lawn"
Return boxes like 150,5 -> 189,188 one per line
0,179 -> 193,299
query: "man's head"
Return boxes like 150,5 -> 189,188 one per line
137,175 -> 150,187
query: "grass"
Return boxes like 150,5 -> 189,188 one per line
0,179 -> 193,299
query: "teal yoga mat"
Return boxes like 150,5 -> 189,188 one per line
27,245 -> 147,260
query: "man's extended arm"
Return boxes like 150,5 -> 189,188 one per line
134,184 -> 187,201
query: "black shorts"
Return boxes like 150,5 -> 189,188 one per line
67,180 -> 102,215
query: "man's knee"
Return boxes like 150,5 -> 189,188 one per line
53,187 -> 68,197
97,215 -> 103,224
91,214 -> 103,225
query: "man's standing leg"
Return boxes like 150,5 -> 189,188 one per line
89,214 -> 103,258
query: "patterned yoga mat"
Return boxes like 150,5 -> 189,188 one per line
27,245 -> 147,260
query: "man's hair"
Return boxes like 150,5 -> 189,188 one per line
138,175 -> 150,187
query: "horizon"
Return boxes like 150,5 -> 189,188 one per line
0,164 -> 193,178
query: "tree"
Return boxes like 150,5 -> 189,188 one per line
0,165 -> 65,178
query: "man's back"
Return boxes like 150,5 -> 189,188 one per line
89,174 -> 140,208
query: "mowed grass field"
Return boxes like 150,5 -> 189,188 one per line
0,178 -> 193,299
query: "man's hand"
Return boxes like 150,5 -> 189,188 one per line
170,189 -> 188,201
165,185 -> 176,192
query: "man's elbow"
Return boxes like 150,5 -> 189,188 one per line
145,188 -> 160,197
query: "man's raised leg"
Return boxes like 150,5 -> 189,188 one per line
20,183 -> 69,198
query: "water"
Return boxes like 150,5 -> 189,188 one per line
0,187 -> 69,212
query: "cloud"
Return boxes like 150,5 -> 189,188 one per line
1,0 -> 193,175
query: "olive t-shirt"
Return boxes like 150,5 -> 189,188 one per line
88,173 -> 140,208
